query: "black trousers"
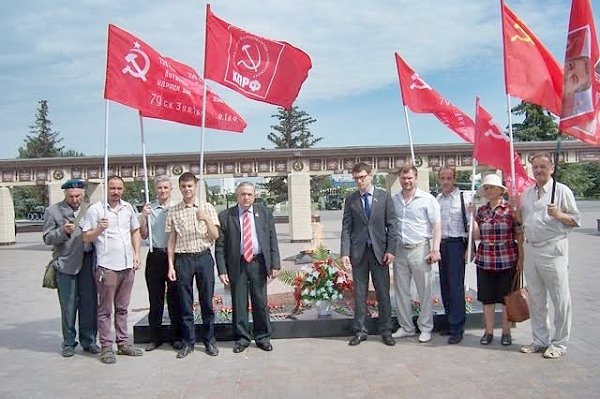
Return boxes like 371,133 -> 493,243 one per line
352,245 -> 392,336
145,250 -> 182,344
176,251 -> 215,346
231,255 -> 271,345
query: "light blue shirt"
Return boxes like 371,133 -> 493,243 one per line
148,199 -> 172,248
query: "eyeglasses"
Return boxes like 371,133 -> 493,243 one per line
353,174 -> 369,181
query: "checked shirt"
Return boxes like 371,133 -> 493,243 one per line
475,200 -> 519,271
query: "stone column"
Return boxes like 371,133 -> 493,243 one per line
417,167 -> 430,193
0,187 -> 16,245
288,171 -> 312,243
386,173 -> 401,196
47,183 -> 64,206
86,181 -> 104,204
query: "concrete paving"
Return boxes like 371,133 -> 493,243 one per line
1,204 -> 599,399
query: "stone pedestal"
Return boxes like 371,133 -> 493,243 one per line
0,187 -> 16,245
47,183 -> 64,206
288,173 -> 312,242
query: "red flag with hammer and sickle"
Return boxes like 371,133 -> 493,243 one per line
501,0 -> 563,116
104,24 -> 246,133
204,5 -> 312,109
395,52 -> 474,143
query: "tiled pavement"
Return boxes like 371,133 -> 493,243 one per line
1,204 -> 599,399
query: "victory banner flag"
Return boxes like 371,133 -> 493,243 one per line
395,53 -> 474,143
502,1 -> 563,115
104,24 -> 246,132
559,0 -> 600,145
204,5 -> 312,109
475,98 -> 534,194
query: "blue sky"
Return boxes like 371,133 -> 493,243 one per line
1,0 -> 599,159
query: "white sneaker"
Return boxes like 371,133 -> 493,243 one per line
418,332 -> 432,343
391,328 -> 415,339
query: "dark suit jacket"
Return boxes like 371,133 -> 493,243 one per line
215,203 -> 281,283
340,187 -> 397,265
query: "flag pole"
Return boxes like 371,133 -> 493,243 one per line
506,94 -> 516,195
402,105 -> 416,164
139,112 -> 153,252
103,100 -> 110,253
199,2 -> 210,203
467,158 -> 478,265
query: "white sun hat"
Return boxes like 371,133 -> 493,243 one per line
479,174 -> 507,191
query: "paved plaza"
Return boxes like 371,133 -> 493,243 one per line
1,204 -> 600,399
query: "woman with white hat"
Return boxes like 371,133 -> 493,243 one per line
468,174 -> 523,346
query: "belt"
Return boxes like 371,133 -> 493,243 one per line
441,237 -> 465,243
240,253 -> 264,262
480,241 -> 513,246
176,249 -> 211,257
400,240 -> 427,249
526,236 -> 566,248
151,247 -> 167,253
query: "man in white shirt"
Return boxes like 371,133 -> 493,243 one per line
517,153 -> 580,359
436,167 -> 470,344
392,165 -> 441,343
83,175 -> 142,364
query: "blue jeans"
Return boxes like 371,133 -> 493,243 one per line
176,251 -> 215,346
56,252 -> 97,349
439,239 -> 466,337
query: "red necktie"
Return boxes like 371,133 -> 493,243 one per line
242,210 -> 254,263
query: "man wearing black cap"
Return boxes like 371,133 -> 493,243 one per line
43,179 -> 99,357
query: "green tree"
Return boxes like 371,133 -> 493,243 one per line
264,106 -> 323,200
511,101 -> 560,141
18,100 -> 64,158
13,100 -> 83,216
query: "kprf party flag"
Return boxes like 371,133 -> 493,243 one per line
395,53 -> 474,143
204,4 -> 312,109
474,98 -> 534,194
502,0 -> 563,115
104,24 -> 246,132
559,0 -> 600,146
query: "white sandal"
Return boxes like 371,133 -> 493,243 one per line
543,348 -> 564,359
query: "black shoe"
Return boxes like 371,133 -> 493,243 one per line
448,335 -> 463,345
145,342 -> 161,352
61,346 -> 76,357
501,334 -> 512,346
171,340 -> 184,351
205,342 -> 219,356
348,335 -> 367,346
176,345 -> 193,359
256,342 -> 273,352
382,335 -> 396,346
480,333 -> 493,345
233,342 -> 249,353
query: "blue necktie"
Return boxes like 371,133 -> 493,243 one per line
363,193 -> 371,219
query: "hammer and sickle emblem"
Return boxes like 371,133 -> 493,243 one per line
236,44 -> 261,72
510,23 -> 533,44
122,46 -> 150,82
409,73 -> 432,90
483,121 -> 509,142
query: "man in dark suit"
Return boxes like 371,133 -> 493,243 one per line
341,162 -> 397,347
215,182 -> 281,353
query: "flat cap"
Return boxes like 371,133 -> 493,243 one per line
61,179 -> 86,190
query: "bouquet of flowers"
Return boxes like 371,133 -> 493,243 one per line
280,246 -> 353,310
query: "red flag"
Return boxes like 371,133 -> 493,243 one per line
501,1 -> 563,115
475,98 -> 535,194
204,5 -> 312,109
104,24 -> 246,133
559,0 -> 600,145
395,53 -> 474,143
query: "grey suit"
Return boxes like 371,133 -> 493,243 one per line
43,201 -> 97,351
215,203 -> 281,345
341,188 -> 397,336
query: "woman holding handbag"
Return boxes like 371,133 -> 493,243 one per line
468,174 -> 523,346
